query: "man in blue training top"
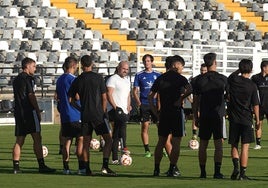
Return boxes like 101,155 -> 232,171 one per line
56,56 -> 84,175
133,54 -> 161,158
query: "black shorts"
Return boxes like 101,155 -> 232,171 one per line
199,116 -> 225,140
14,110 -> 41,136
61,121 -> 83,138
83,117 -> 111,136
140,104 -> 157,123
228,122 -> 255,144
259,106 -> 268,121
158,108 -> 185,137
108,107 -> 129,123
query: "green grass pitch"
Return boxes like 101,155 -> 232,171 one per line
0,120 -> 267,188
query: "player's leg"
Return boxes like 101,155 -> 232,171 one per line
141,121 -> 151,156
31,132 -> 55,173
153,135 -> 168,176
111,121 -> 120,163
254,109 -> 264,149
239,143 -> 250,180
166,136 -> 182,177
198,139 -> 209,178
13,136 -> 25,173
213,139 -> 224,178
230,143 -> 240,180
62,137 -> 72,174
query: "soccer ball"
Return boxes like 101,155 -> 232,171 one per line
42,145 -> 48,158
90,138 -> 100,150
120,154 -> 132,166
188,139 -> 199,150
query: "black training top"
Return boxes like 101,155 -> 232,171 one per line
251,73 -> 268,110
13,72 -> 35,119
151,70 -> 189,113
68,71 -> 106,124
192,71 -> 228,118
228,71 -> 259,125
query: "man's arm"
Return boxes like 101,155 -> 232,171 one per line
133,87 -> 141,107
101,92 -> 107,112
107,86 -> 116,110
253,104 -> 260,130
148,91 -> 158,119
28,93 -> 41,121
192,94 -> 200,127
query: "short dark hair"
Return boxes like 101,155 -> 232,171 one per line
203,53 -> 216,67
239,59 -> 253,74
261,60 -> 268,71
171,55 -> 185,66
142,54 -> 154,63
21,57 -> 35,69
80,55 -> 93,67
63,56 -> 78,71
200,63 -> 206,68
164,56 -> 172,70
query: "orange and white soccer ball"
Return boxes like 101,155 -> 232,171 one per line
90,138 -> 100,150
188,139 -> 199,150
120,154 -> 132,166
42,145 -> 48,158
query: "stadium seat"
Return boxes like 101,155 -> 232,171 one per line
6,52 -> 16,63
109,52 -> 119,62
13,29 -> 23,40
6,19 -> 16,29
140,9 -> 150,19
72,40 -> 83,51
211,21 -> 219,30
114,0 -> 123,9
40,7 -> 50,17
245,31 -> 254,41
156,30 -> 165,40
29,8 -> 39,18
158,20 -> 166,30
122,9 -> 131,19
101,41 -> 111,51
47,19 -> 57,28
56,18 -> 67,28
94,8 -> 103,19
84,29 -> 94,39
51,40 -> 62,51
93,30 -> 102,39
54,29 -> 65,39
202,21 -> 211,30
2,30 -> 12,40
81,40 -> 92,50
111,20 -> 120,29
37,52 -> 48,63
113,10 -> 121,19
131,8 -> 140,19
111,41 -> 120,51
16,52 -> 27,62
10,40 -> 20,51
50,8 -> 59,18
120,20 -> 129,30
237,32 -> 245,41
138,20 -> 148,29
34,29 -> 44,40
19,7 -> 30,17
146,31 -> 155,40
48,52 -> 58,62
142,0 -> 151,10
127,31 -> 137,40
164,41 -> 172,48
151,0 -> 159,9
203,11 -> 211,20
137,30 -> 146,40
76,19 -> 86,29
1,0 -> 12,7
184,31 -> 193,41
120,51 -> 129,61
27,52 -> 37,62
253,31 -> 262,41
45,62 -> 56,75
149,10 -> 158,20
219,31 -> 228,41
155,41 -> 163,49
77,0 -> 87,8
17,18 -> 26,28
74,29 -> 84,39
184,20 -> 194,30
26,18 -> 37,28
98,62 -> 109,75
158,10 -> 168,19
0,7 -> 8,17
92,40 -> 101,51
165,30 -> 174,40
185,11 -> 194,20
41,40 -> 52,51
31,40 -> 41,51
61,40 -> 72,50
64,29 -> 74,40
20,41 -> 30,51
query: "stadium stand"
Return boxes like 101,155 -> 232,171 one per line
0,0 -> 267,100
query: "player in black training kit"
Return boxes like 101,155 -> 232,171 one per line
192,53 -> 228,179
228,59 -> 260,180
251,60 -> 268,150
